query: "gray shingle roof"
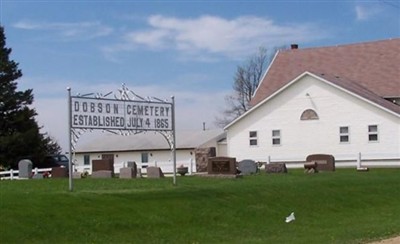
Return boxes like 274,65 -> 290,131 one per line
76,129 -> 225,153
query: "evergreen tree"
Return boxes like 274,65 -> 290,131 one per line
0,26 -> 60,169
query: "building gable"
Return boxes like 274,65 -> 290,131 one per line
250,39 -> 400,107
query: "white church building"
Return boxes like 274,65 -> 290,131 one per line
224,39 -> 400,167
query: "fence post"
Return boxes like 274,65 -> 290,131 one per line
10,169 -> 14,180
189,159 -> 193,175
357,152 -> 362,169
267,155 -> 271,165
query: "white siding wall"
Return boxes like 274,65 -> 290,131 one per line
74,149 -> 195,174
217,142 -> 228,156
227,75 -> 400,165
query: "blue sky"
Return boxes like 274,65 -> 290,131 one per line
1,0 -> 399,151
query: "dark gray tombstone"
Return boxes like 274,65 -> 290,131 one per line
147,166 -> 164,178
18,159 -> 33,179
238,159 -> 257,175
265,163 -> 287,173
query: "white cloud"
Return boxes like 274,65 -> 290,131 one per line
355,4 -> 383,21
13,20 -> 113,40
104,14 -> 327,61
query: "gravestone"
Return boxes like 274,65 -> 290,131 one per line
147,166 -> 164,178
52,167 -> 68,178
72,172 -> 82,179
92,170 -> 113,178
18,159 -> 33,179
207,157 -> 237,175
265,163 -> 287,173
306,154 -> 335,171
126,161 -> 137,170
238,159 -> 257,175
120,167 -> 137,179
32,173 -> 44,179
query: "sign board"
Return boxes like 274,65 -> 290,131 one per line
71,97 -> 172,131
67,84 -> 177,191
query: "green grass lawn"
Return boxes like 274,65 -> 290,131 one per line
1,169 -> 400,244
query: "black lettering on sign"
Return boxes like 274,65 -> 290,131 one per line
74,101 -> 80,112
82,102 -> 88,112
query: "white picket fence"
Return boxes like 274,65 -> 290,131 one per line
0,167 -> 53,180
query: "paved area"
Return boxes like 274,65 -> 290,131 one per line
368,236 -> 400,244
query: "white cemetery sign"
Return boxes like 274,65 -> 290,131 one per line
71,97 -> 172,131
67,84 -> 176,191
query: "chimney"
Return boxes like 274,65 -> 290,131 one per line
291,44 -> 299,50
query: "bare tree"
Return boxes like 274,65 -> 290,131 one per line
215,46 -> 279,127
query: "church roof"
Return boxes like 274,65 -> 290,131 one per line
251,39 -> 400,108
76,129 -> 225,153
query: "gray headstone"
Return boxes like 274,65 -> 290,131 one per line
92,170 -> 113,178
119,167 -> 137,179
147,166 -> 164,178
73,172 -> 82,179
18,159 -> 33,179
32,173 -> 44,179
265,163 -> 287,173
238,160 -> 257,175
126,161 -> 137,168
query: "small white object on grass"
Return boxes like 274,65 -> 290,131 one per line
285,212 -> 295,223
